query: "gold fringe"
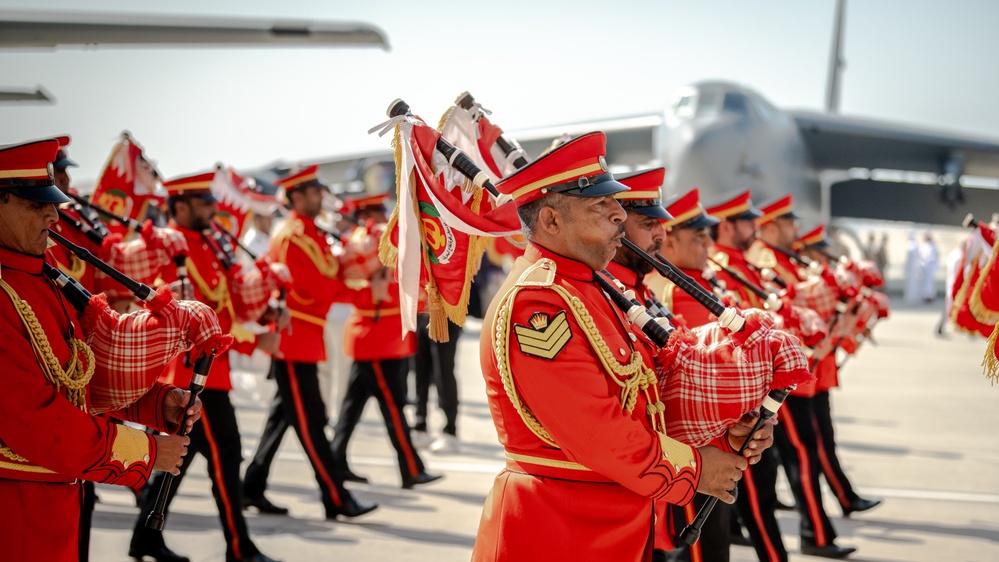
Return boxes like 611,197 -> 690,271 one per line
983,324 -> 999,385
425,278 -> 450,342
436,106 -> 454,132
378,126 -> 405,268
969,239 -> 999,324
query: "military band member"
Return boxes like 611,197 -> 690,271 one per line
790,224 -> 881,520
243,166 -> 379,520
706,193 -> 854,560
0,138 -> 207,562
472,133 -> 752,562
128,171 -> 284,562
330,192 -> 442,489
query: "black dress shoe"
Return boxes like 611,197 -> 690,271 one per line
775,498 -> 796,511
336,470 -> 370,484
800,543 -> 857,559
243,494 -> 289,515
128,543 -> 191,562
842,497 -> 881,517
402,471 -> 443,489
326,496 -> 379,520
228,553 -> 282,562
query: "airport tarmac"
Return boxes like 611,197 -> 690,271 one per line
90,299 -> 999,562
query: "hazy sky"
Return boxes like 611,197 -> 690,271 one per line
3,0 -> 999,186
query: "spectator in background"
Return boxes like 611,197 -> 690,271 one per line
919,231 -> 940,303
875,233 -> 889,279
904,232 -> 921,304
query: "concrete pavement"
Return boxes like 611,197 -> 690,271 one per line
90,300 -> 999,561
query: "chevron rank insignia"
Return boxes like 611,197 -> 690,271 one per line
513,311 -> 572,360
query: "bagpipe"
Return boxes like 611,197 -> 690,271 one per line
46,230 -> 225,530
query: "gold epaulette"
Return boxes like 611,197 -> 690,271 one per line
273,218 -> 339,279
711,250 -> 729,269
515,258 -> 556,287
745,242 -> 778,269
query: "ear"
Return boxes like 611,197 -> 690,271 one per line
538,204 -> 561,236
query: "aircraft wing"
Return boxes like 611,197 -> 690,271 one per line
790,110 -> 999,177
0,10 -> 388,49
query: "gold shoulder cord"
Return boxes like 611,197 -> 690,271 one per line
274,217 -> 339,279
0,278 -> 94,465
492,261 -> 669,448
185,257 -> 254,343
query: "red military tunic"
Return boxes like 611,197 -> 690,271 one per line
341,223 -> 415,361
268,211 -> 345,363
652,266 -> 720,328
605,260 -> 653,303
473,244 -> 700,562
710,244 -> 766,310
157,225 -> 257,391
0,246 -> 174,561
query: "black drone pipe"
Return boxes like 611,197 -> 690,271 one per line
454,91 -> 530,169
593,272 -> 672,347
623,241 -> 745,334
386,98 -> 501,198
707,256 -> 782,311
41,262 -> 93,312
48,229 -> 156,302
57,209 -> 106,247
66,192 -> 143,232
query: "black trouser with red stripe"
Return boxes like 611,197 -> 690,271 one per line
332,357 -> 426,481
131,389 -> 259,561
671,492 -> 733,562
735,447 -> 788,562
813,390 -> 859,512
264,360 -> 353,516
773,395 -> 838,548
242,388 -> 289,500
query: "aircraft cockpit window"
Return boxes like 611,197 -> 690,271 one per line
673,95 -> 696,119
722,92 -> 749,116
695,91 -> 720,117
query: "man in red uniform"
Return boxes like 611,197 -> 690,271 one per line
0,138 -> 207,562
789,224 -> 881,519
473,133 -> 753,562
128,171 -> 284,562
330,192 -> 442,488
242,166 -> 379,519
653,188 -> 724,328
610,174 -> 791,562
604,168 -> 673,303
707,192 -> 854,560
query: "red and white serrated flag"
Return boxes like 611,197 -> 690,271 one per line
211,166 -> 280,239
91,133 -> 162,235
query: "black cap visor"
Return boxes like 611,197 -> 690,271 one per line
674,213 -> 720,230
548,173 -> 630,199
626,203 -> 674,221
8,184 -> 71,204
